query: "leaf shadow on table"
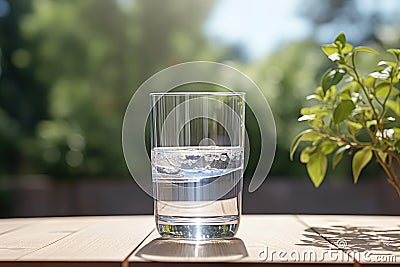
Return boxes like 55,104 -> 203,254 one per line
135,237 -> 248,262
297,225 -> 400,252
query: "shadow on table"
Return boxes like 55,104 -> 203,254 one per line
298,225 -> 400,252
135,237 -> 248,262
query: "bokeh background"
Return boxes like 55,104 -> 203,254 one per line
1,0 -> 400,217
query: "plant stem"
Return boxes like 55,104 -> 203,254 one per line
391,152 -> 400,166
375,152 -> 400,197
380,58 -> 399,125
350,54 -> 380,140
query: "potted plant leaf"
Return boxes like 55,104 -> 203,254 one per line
290,33 -> 400,196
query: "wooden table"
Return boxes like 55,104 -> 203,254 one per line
0,215 -> 398,266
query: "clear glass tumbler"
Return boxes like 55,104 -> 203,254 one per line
150,92 -> 245,239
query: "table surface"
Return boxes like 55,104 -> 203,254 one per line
0,215 -> 399,266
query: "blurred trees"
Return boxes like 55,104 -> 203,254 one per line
243,40 -> 329,176
0,0 -> 399,181
248,0 -> 400,178
0,1 -> 46,175
300,0 -> 400,47
1,0 -> 225,178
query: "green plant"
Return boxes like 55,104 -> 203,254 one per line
290,33 -> 400,196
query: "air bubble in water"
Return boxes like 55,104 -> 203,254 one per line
204,154 -> 212,162
220,154 -> 227,161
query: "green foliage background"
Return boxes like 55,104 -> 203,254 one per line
0,0 -> 399,183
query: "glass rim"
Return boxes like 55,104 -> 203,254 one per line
149,91 -> 245,96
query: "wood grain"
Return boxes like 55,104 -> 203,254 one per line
0,216 -> 154,267
0,217 -> 94,261
18,216 -> 154,264
129,215 -> 354,265
1,215 -> 399,266
297,215 -> 400,266
236,215 -> 353,264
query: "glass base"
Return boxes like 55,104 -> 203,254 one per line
156,215 -> 239,239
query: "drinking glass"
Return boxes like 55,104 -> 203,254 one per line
150,92 -> 245,239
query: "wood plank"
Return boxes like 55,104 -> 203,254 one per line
297,215 -> 400,265
129,231 -> 251,263
0,221 -> 32,236
0,217 -> 96,262
237,215 -> 353,265
129,215 -> 354,265
2,215 -> 397,266
18,216 -> 154,266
